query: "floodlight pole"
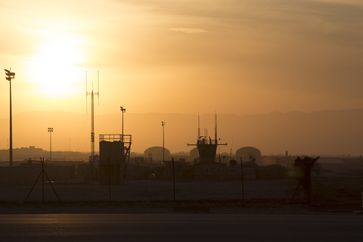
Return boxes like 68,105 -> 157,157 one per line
48,128 -> 53,161
120,106 -> 126,142
9,79 -> 13,166
161,121 -> 166,163
5,69 -> 15,167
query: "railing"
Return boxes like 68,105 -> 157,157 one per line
197,137 -> 218,145
99,134 -> 132,144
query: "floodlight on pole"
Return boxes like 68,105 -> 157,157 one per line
161,121 -> 166,163
48,127 -> 54,161
4,69 -> 15,167
120,106 -> 126,142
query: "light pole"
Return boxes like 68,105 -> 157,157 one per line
5,69 -> 15,167
120,106 -> 126,142
161,121 -> 166,163
48,127 -> 53,161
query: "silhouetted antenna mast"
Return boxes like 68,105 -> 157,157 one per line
86,71 -> 100,167
215,113 -> 218,143
187,113 -> 227,163
198,113 -> 201,138
161,121 -> 166,163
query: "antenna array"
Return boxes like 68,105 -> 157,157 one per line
86,71 -> 100,167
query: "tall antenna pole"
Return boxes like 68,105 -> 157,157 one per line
162,121 -> 166,163
86,71 -> 99,167
198,113 -> 200,138
91,89 -> 95,164
215,113 -> 218,144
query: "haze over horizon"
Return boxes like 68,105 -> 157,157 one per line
0,109 -> 362,156
0,1 -> 362,156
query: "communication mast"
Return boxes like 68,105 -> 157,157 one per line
188,113 -> 227,163
198,113 -> 201,138
86,71 -> 100,168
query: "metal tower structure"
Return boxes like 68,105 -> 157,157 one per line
188,113 -> 227,163
98,133 -> 132,184
86,71 -> 99,167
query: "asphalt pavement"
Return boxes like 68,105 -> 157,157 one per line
0,213 -> 362,242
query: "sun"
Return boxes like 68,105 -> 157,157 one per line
27,29 -> 86,97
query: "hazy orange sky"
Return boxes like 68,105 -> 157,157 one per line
0,0 -> 362,154
1,0 -> 362,114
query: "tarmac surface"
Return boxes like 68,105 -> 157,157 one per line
0,213 -> 362,242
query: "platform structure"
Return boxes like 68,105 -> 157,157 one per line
98,134 -> 132,184
188,114 -> 227,164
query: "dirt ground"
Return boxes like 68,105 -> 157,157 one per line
0,157 -> 362,211
0,176 -> 360,211
0,179 -> 294,202
312,176 -> 363,209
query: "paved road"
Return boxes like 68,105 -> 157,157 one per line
0,213 -> 362,242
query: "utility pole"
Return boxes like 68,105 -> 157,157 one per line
48,128 -> 54,161
120,106 -> 126,142
161,121 -> 166,163
4,69 -> 15,167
